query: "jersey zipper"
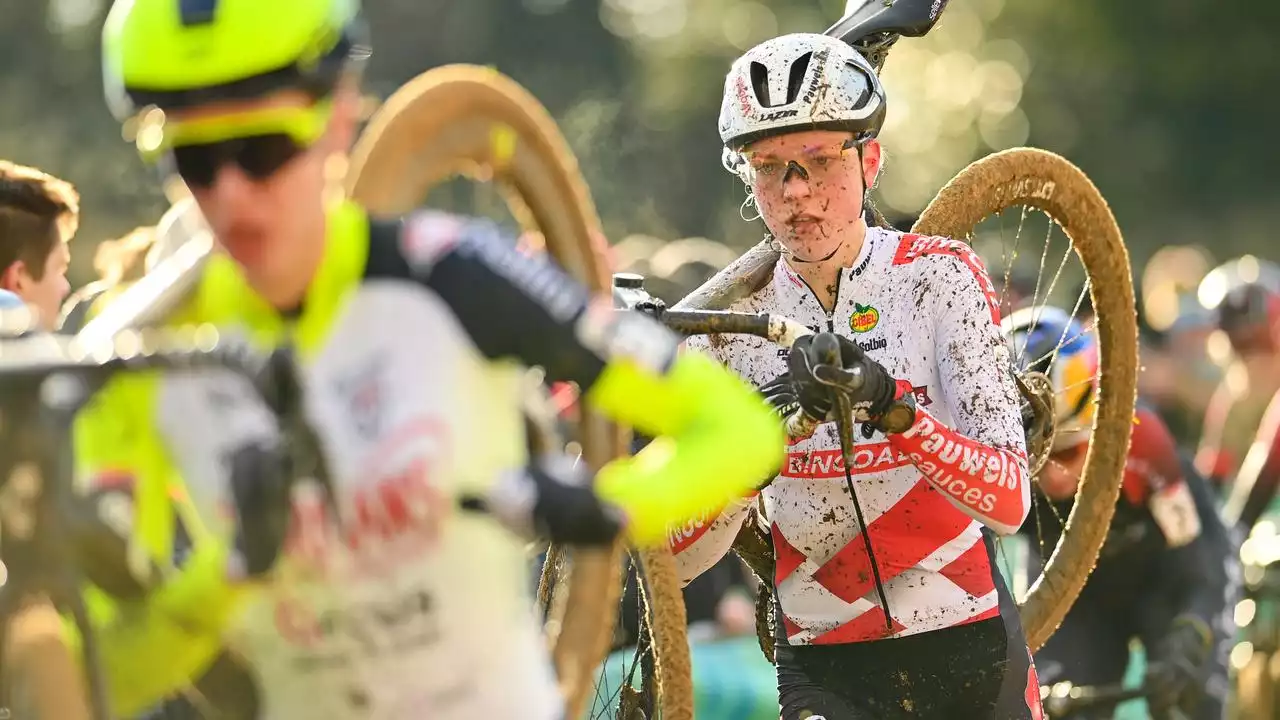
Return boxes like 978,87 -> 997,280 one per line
828,280 -> 895,635
793,268 -> 896,635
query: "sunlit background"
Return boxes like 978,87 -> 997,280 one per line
9,0 -> 1279,248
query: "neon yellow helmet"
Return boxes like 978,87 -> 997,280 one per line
102,0 -> 369,121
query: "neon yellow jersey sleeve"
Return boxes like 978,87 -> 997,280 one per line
587,349 -> 783,547
67,374 -> 244,717
388,221 -> 786,549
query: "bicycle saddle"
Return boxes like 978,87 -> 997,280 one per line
825,0 -> 949,45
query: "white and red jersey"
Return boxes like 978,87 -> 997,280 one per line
675,226 -> 1031,646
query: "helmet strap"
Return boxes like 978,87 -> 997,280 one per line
855,143 -> 877,227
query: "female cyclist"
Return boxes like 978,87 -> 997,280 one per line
672,32 -> 1042,719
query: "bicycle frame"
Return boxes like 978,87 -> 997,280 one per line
1040,679 -> 1157,720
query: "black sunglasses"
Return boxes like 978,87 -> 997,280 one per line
167,133 -> 309,188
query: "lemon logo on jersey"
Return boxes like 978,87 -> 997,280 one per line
849,304 -> 879,333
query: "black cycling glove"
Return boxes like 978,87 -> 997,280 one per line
760,372 -> 800,418
468,456 -> 624,546
1145,614 -> 1213,719
787,333 -> 897,424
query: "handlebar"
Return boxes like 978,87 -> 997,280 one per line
655,310 -> 814,350
0,324 -> 270,391
618,277 -> 871,451
0,317 -> 335,720
616,278 -> 826,442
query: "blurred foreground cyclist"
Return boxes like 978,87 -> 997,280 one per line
67,1 -> 785,718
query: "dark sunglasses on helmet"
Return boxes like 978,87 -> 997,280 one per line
167,133 -> 309,187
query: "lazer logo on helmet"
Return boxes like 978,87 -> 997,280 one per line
760,109 -> 800,122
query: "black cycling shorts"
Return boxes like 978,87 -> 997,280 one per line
776,615 -> 1042,720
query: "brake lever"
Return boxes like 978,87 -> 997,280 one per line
813,363 -> 864,390
261,345 -> 341,517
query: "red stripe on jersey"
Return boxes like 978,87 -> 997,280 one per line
890,407 -> 1029,532
668,509 -> 720,554
781,611 -> 805,640
781,442 -> 912,479
891,233 -> 1001,324
810,607 -> 906,644
772,522 -> 809,585
937,535 -> 997,598
667,493 -> 758,554
811,479 -> 973,603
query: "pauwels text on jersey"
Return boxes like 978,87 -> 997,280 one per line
900,413 -> 1021,515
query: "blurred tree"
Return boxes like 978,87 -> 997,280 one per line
1000,0 -> 1280,266
0,0 -> 165,283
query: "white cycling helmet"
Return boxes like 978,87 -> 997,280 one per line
718,33 -> 887,151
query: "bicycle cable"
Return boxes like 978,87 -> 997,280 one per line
832,390 -> 894,633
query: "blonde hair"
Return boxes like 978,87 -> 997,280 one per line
93,225 -> 157,285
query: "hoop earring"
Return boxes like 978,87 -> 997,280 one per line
739,193 -> 761,223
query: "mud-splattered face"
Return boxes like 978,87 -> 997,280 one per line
743,130 -> 880,262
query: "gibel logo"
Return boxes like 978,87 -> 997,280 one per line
849,303 -> 879,333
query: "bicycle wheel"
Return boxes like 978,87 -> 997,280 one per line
346,64 -> 636,720
574,546 -> 693,720
912,147 -> 1139,651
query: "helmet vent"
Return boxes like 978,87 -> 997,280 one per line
845,62 -> 873,109
178,0 -> 219,27
748,61 -> 772,107
784,51 -> 813,105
